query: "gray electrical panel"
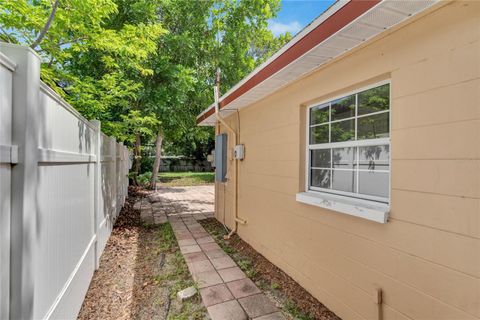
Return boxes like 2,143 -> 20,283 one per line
215,133 -> 228,182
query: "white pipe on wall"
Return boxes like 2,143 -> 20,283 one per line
213,70 -> 246,239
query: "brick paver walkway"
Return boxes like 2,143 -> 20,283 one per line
137,185 -> 284,319
169,214 -> 285,320
135,185 -> 215,224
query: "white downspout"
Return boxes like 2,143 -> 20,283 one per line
213,70 -> 246,239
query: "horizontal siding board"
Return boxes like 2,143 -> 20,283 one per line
240,159 -> 298,179
392,160 -> 480,198
391,41 -> 480,99
240,187 -> 480,316
392,78 -> 480,130
240,123 -> 299,146
294,201 -> 480,278
390,190 -> 480,238
242,233 -> 365,320
391,120 -> 480,160
241,171 -> 299,196
243,185 -> 480,279
240,143 -> 300,162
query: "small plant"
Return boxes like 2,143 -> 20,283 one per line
283,299 -> 315,320
158,223 -> 176,251
271,282 -> 281,290
222,245 -> 237,255
137,171 -> 152,187
237,257 -> 257,279
257,280 -> 269,291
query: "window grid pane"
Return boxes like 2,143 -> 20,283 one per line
307,83 -> 390,202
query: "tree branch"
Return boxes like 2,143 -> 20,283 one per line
36,36 -> 88,52
30,0 -> 60,50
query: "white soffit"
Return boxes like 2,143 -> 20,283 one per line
198,0 -> 439,126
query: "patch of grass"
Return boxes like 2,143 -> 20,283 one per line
158,172 -> 214,187
155,222 -> 206,319
167,300 -> 205,320
271,282 -> 281,290
157,223 -> 177,252
283,299 -> 315,320
237,258 -> 257,278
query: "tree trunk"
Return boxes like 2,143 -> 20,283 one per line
30,0 -> 60,50
150,129 -> 163,189
132,133 -> 142,186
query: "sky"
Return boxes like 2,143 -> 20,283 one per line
269,0 -> 336,36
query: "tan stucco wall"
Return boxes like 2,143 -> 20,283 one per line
215,2 -> 480,319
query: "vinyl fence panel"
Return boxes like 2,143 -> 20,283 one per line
0,52 -> 15,320
97,133 -> 116,260
34,83 -> 97,319
0,44 -> 131,320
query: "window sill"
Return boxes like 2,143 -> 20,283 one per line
295,191 -> 389,223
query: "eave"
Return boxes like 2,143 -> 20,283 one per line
197,0 -> 439,126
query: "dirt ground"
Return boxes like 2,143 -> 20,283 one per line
199,218 -> 340,320
78,187 -> 207,320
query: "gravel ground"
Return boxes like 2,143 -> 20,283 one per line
78,187 -> 207,320
199,218 -> 340,320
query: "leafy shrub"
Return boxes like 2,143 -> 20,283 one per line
137,171 -> 152,186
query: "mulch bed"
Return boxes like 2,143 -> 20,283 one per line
200,218 -> 341,320
78,186 -> 161,320
78,187 -> 205,320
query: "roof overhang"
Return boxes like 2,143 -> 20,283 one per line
197,0 -> 439,126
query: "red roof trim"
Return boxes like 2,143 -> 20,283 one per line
197,0 -> 380,125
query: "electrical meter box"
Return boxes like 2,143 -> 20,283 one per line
234,144 -> 245,160
215,134 -> 228,182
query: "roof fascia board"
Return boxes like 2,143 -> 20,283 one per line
197,0 -> 379,125
196,0 -> 351,122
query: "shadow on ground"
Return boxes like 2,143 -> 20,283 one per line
78,187 -> 206,320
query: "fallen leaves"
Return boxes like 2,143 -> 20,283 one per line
78,186 -> 207,320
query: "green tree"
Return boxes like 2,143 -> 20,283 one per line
0,0 -> 165,133
1,0 -> 292,188
144,0 -> 291,188
1,0 -> 166,184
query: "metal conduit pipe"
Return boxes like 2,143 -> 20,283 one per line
213,69 -> 246,239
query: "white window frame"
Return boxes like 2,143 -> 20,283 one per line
298,80 -> 391,223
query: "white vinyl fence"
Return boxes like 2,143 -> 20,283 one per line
0,44 -> 131,320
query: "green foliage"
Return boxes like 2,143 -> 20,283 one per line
283,299 -> 315,320
1,0 -> 291,165
140,0 -> 291,161
137,171 -> 152,186
237,257 -> 257,278
1,0 -> 166,142
271,282 -> 281,290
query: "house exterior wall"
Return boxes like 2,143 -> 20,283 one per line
215,2 -> 480,319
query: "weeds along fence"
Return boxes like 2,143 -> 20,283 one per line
0,44 -> 131,320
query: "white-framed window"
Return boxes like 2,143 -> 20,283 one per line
306,81 -> 390,204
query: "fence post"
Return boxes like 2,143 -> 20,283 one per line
0,51 -> 15,320
124,146 -> 128,203
119,142 -> 125,205
112,138 -> 118,220
91,120 -> 101,269
0,44 -> 40,320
